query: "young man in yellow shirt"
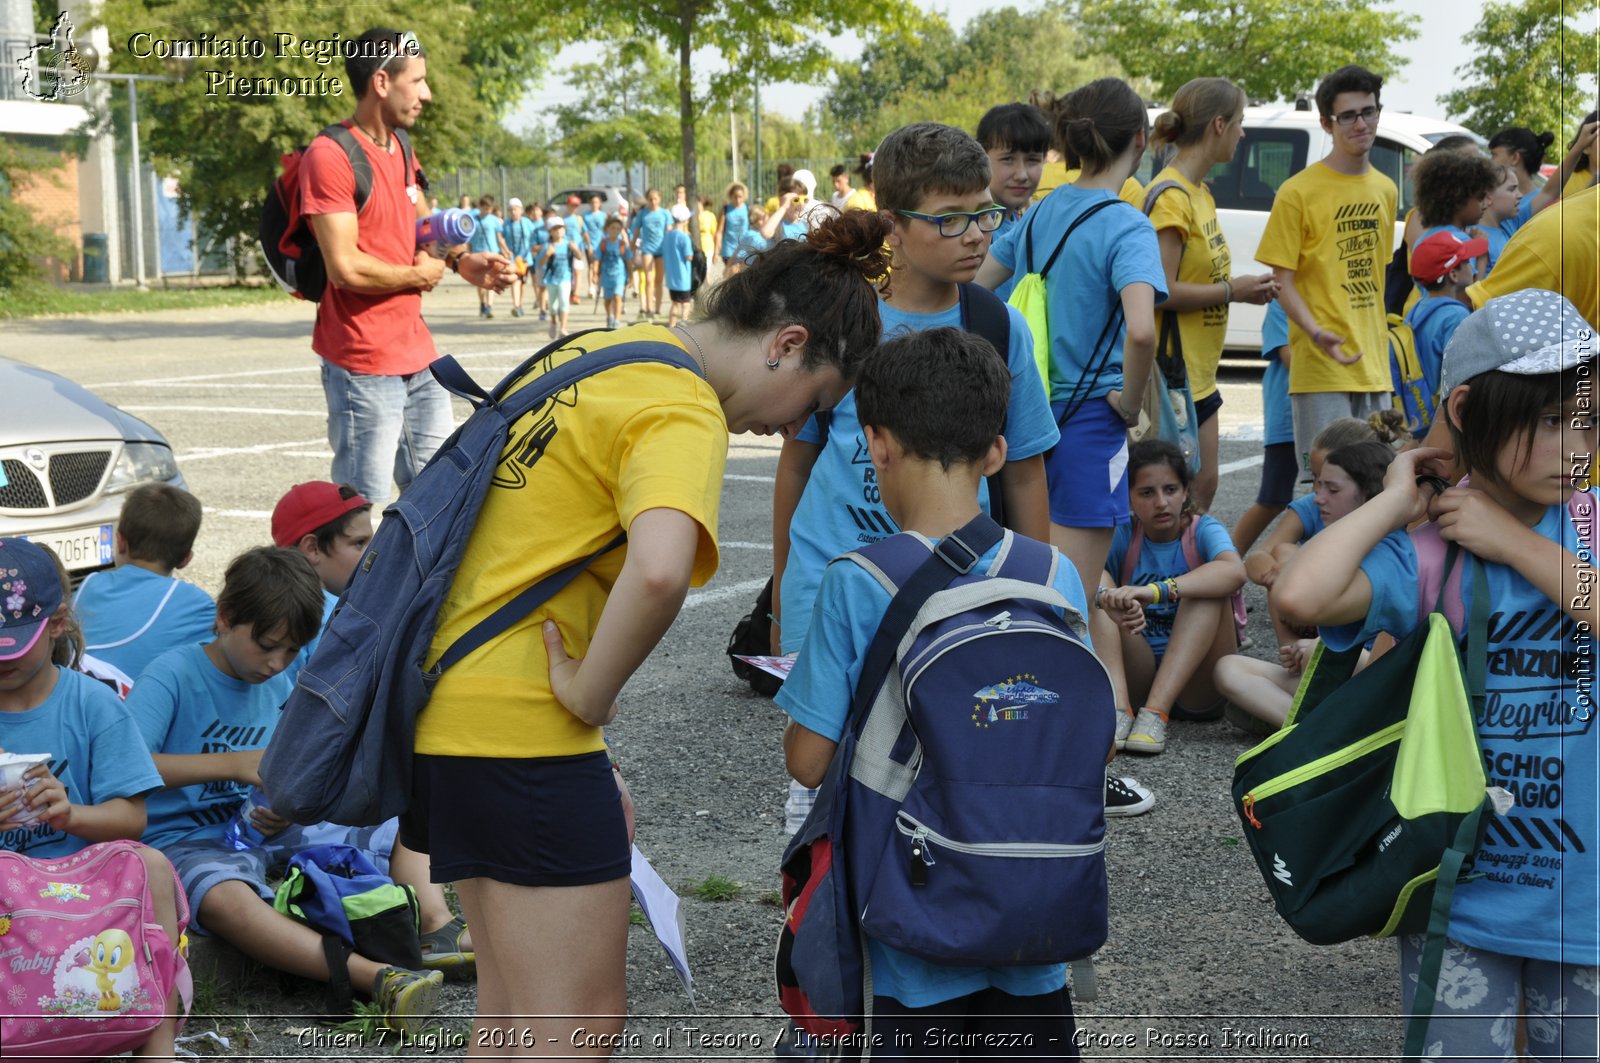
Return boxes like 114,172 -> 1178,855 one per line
1256,65 -> 1398,478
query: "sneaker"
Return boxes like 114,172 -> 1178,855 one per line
1124,708 -> 1168,755
419,915 -> 475,981
1104,773 -> 1154,818
511,306 -> 523,318
539,310 -> 547,321
372,967 -> 443,1035
478,305 -> 490,318
1113,707 -> 1135,750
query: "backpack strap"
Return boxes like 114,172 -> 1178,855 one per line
957,281 -> 1012,529
1179,516 -> 1201,572
1142,180 -> 1190,377
1028,196 -> 1119,280
1120,522 -> 1145,586
424,338 -> 704,680
320,124 -> 374,214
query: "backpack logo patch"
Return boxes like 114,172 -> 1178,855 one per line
1271,853 -> 1293,886
39,882 -> 91,902
971,675 -> 1058,727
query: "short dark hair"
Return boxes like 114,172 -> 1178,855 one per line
1128,439 -> 1192,493
1314,65 -> 1383,118
1411,149 -> 1498,227
1488,127 -> 1556,175
1447,366 -> 1592,489
118,484 -> 202,570
829,163 -> 848,179
975,103 -> 1051,156
873,122 -> 991,212
1322,439 -> 1396,502
346,28 -> 426,100
1052,79 -> 1147,175
216,547 -> 325,649
855,327 -> 1009,471
308,484 -> 372,554
1573,110 -> 1599,171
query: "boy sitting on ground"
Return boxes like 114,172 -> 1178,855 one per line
127,547 -> 470,1033
778,328 -> 1100,1054
75,483 -> 215,681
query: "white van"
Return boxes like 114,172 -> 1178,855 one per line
1139,103 -> 1482,352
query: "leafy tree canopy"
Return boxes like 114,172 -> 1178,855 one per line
1438,0 -> 1600,138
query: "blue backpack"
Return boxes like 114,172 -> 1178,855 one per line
777,515 -> 1115,1036
260,331 -> 701,826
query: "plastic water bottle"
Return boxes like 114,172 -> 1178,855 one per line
415,207 -> 476,248
223,787 -> 268,851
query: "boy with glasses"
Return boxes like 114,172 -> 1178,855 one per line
1257,64 -> 1398,479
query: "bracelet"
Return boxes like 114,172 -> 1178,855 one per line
1164,577 -> 1181,603
1094,585 -> 1108,609
767,612 -> 780,626
1221,279 -> 1232,305
1147,582 -> 1165,605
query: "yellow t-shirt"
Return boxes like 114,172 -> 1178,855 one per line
1033,163 -> 1145,210
842,188 -> 877,212
1468,184 -> 1598,330
415,325 -> 728,759
1256,162 -> 1397,394
1145,167 -> 1231,401
697,208 -> 717,256
1564,166 -> 1596,200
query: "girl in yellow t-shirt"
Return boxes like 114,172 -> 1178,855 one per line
1145,78 -> 1278,512
407,209 -> 894,1054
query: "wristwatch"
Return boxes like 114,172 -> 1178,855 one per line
444,250 -> 463,274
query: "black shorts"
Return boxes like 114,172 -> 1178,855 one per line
669,289 -> 693,303
400,751 -> 629,887
1256,441 -> 1299,507
1195,390 -> 1223,425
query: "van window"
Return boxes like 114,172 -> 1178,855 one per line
1369,139 -> 1420,219
1207,129 -> 1309,210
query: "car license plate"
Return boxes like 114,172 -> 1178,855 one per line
23,524 -> 114,571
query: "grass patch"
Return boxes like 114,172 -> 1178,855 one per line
687,874 -> 742,902
630,906 -> 647,926
0,282 -> 286,319
757,889 -> 783,908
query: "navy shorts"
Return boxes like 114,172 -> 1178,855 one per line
669,289 -> 693,303
400,751 -> 629,887
1256,441 -> 1299,507
1195,390 -> 1223,425
1045,397 -> 1129,528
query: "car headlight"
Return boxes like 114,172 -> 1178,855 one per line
105,442 -> 182,493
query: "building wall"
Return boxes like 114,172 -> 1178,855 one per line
14,148 -> 83,281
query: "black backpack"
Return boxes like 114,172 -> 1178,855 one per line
259,123 -> 423,302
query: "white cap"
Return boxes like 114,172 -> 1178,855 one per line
793,169 -> 817,195
507,197 -> 523,209
670,203 -> 692,222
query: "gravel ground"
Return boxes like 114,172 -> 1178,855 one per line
10,283 -> 1404,1061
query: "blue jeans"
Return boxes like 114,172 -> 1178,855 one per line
320,359 -> 454,509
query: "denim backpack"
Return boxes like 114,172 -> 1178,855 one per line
777,515 -> 1115,1037
260,331 -> 701,826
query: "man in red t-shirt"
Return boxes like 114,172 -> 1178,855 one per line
301,28 -> 512,509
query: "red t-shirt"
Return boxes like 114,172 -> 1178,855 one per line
299,123 -> 435,375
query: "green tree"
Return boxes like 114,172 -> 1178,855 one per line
827,6 -> 1125,149
1076,0 -> 1418,102
550,40 -> 679,179
1439,0 -> 1600,137
0,139 -> 75,291
92,0 -> 553,271
585,0 -> 921,205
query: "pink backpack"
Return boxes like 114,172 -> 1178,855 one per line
1120,516 -> 1249,642
0,840 -> 191,1059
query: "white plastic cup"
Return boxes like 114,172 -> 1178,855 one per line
0,752 -> 52,825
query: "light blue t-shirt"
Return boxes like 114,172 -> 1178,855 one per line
781,219 -> 807,242
530,220 -> 549,256
282,589 -> 337,689
1485,195 -> 1536,269
777,533 -> 1090,1006
1287,493 -> 1324,542
502,216 -> 535,261
127,643 -> 295,850
1106,514 -> 1236,656
582,208 -> 607,251
468,212 -> 503,255
0,668 -> 164,859
637,208 -> 671,254
1261,301 -> 1293,446
598,234 -> 629,285
661,228 -> 694,292
720,203 -> 749,257
780,297 -> 1060,654
1322,498 -> 1598,965
734,231 -> 769,265
75,565 -> 215,682
544,240 -> 573,286
990,186 -> 1167,402
1405,295 -> 1469,418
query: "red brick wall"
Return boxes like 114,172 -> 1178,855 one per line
15,152 -> 82,282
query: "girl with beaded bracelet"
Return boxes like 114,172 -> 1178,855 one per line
1099,440 -> 1246,754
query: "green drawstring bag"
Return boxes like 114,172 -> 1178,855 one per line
1232,545 -> 1496,1060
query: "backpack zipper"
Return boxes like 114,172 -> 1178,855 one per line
1240,720 -> 1406,828
896,812 -> 1105,887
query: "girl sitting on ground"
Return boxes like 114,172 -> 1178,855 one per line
1101,440 -> 1246,754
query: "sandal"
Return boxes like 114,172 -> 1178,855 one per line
418,915 -> 475,981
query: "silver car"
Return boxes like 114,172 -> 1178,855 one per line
0,357 -> 185,579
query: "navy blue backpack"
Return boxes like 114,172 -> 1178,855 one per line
260,331 -> 701,826
777,515 -> 1115,1036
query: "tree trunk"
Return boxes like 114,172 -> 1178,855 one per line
678,2 -> 697,206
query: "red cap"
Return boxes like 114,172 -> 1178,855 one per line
271,482 -> 370,547
1409,231 -> 1489,285
567,195 -> 582,205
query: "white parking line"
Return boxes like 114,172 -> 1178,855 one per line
92,348 -> 525,389
683,577 -> 771,610
204,508 -> 273,520
123,406 -> 325,417
178,438 -> 326,462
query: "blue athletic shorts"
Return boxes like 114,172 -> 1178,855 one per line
1045,397 -> 1130,528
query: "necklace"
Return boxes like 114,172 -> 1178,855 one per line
675,324 -> 710,380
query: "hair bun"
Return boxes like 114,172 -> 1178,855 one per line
1537,131 -> 1556,149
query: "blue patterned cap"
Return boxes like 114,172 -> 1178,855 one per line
1441,289 -> 1596,395
0,538 -> 64,661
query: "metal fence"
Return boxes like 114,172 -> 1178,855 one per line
435,158 -> 858,207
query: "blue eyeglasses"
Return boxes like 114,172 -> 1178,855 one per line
893,207 -> 1006,237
